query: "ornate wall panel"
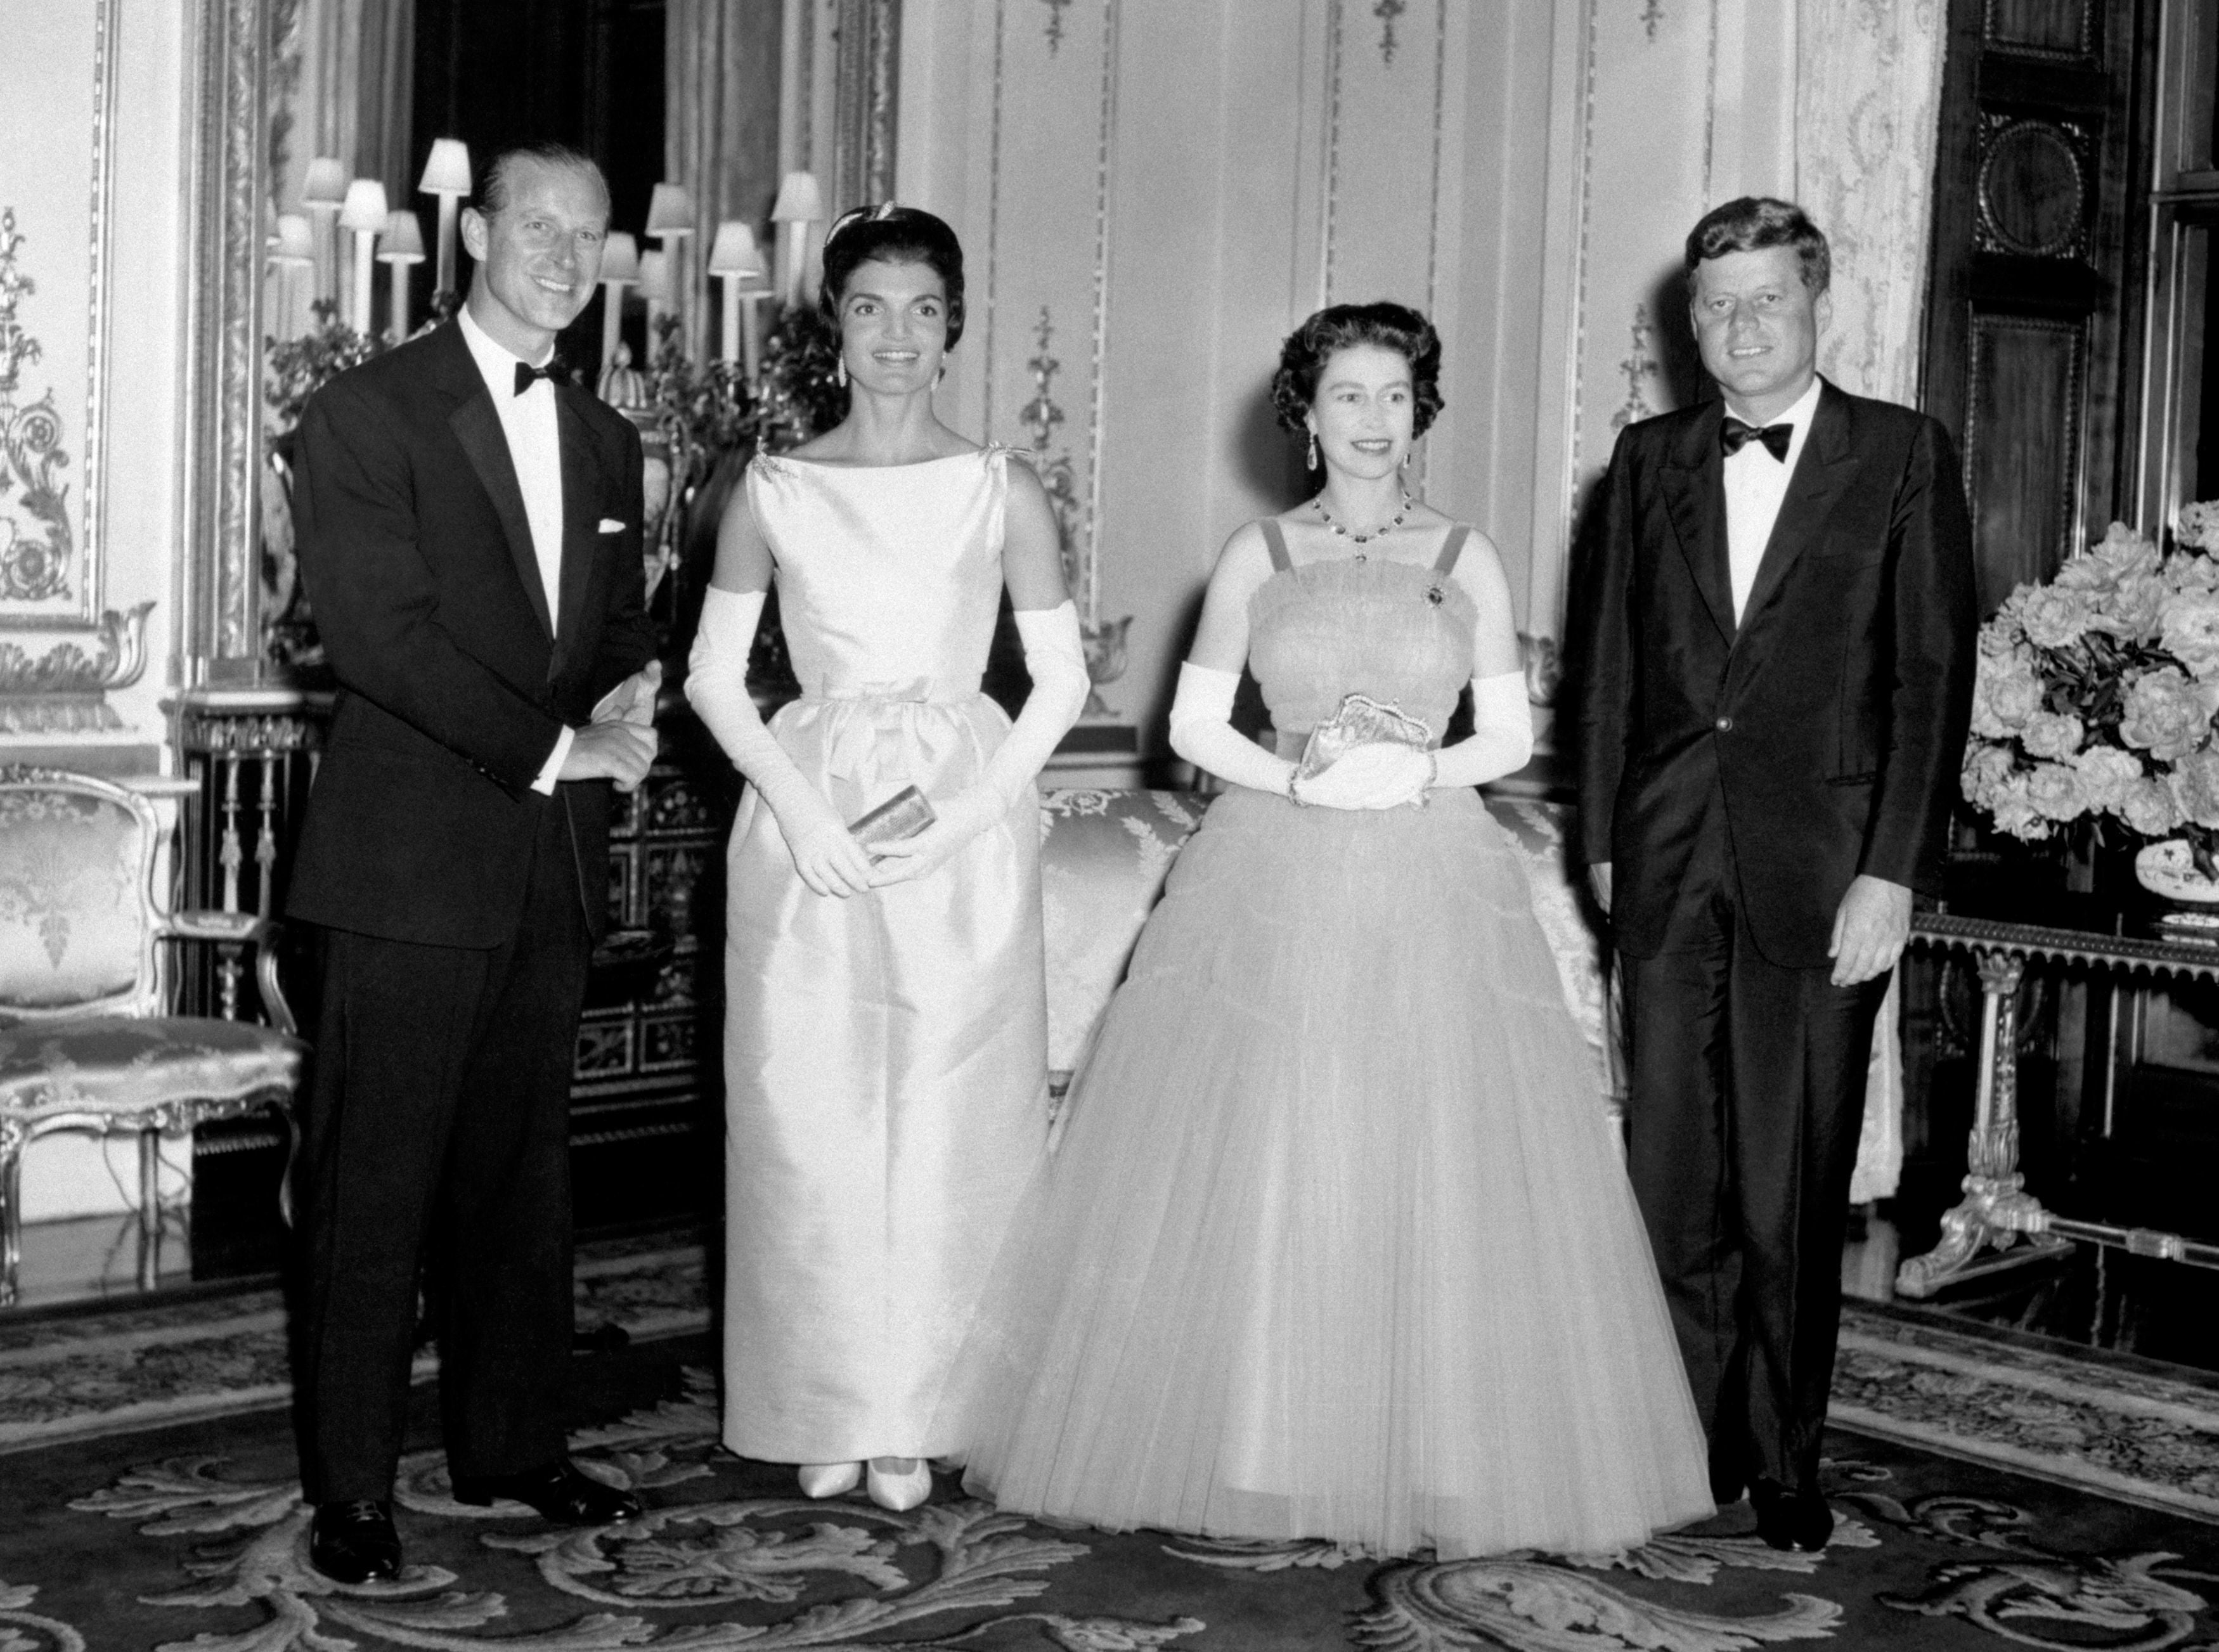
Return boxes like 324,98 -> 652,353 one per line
0,0 -> 119,635
1984,0 -> 2099,61
1965,313 -> 2087,610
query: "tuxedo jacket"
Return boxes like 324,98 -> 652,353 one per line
1567,380 -> 1976,968
287,322 -> 657,950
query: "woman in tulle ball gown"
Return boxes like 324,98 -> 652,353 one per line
685,205 -> 1089,1513
940,302 -> 1715,1558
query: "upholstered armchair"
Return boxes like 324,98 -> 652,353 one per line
0,767 -> 304,1305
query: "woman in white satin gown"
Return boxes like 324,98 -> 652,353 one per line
685,205 -> 1088,1513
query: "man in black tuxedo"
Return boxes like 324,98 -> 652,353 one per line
287,142 -> 660,1582
1567,198 -> 1975,1551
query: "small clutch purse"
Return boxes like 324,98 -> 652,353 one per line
849,785 -> 937,856
1296,692 -> 1433,781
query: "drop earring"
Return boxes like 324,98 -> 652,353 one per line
837,357 -> 848,388
1306,432 -> 1319,470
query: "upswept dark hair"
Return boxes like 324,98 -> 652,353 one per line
1269,302 -> 1444,437
1684,196 -> 1830,294
817,203 -> 967,349
476,143 -> 609,216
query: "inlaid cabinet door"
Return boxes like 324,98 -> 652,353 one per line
1922,0 -> 2156,614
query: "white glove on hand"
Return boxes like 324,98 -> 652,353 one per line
687,586 -> 875,898
871,600 -> 1089,887
1425,669 -> 1534,789
1295,741 -> 1434,810
1167,662 -> 1299,797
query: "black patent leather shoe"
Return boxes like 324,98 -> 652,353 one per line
308,1499 -> 401,1584
450,1459 -> 642,1525
1750,1478 -> 1833,1551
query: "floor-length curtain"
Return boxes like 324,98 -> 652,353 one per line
666,0 -> 786,363
313,0 -> 414,206
1796,0 -> 1948,1204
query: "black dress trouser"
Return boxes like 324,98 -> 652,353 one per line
1618,805 -> 1888,1496
294,798 -> 589,1504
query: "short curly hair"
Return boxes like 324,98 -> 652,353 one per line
818,203 -> 966,350
1269,302 -> 1444,438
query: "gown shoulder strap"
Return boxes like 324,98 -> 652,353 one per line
1432,524 -> 1473,574
1258,518 -> 1294,573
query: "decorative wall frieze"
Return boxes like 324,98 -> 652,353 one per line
1611,303 -> 1659,433
0,600 -> 152,733
1374,0 -> 1409,65
1021,308 -> 1127,718
0,210 -> 75,616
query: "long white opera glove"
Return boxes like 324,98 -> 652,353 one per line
687,586 -> 874,898
1167,662 -> 1297,797
870,600 -> 1090,883
1426,669 -> 1535,789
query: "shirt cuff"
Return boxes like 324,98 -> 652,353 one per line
533,725 -> 576,795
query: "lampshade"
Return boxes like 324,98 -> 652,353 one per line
645,183 -> 697,237
301,158 -> 349,209
269,213 -> 315,263
770,171 -> 824,223
339,179 -> 390,233
638,248 -> 673,305
706,221 -> 766,280
378,210 -> 425,262
598,231 -> 640,283
417,137 -> 472,196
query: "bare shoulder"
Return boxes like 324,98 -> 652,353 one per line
1447,526 -> 1513,603
1210,520 -> 1278,591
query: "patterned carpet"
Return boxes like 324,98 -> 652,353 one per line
0,1241 -> 2216,1649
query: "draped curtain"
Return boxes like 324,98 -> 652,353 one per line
1795,0 -> 1949,1204
313,0 -> 414,205
666,0 -> 787,362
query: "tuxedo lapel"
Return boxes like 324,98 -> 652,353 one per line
448,387 -> 555,640
1661,403 -> 1734,645
552,387 -> 600,674
1738,383 -> 1861,629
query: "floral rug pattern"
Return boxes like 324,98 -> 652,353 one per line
1,1374 -> 2213,1651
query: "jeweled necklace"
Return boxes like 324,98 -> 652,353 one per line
1313,490 -> 1411,545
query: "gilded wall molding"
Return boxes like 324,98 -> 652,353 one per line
0,601 -> 153,733
179,0 -> 271,684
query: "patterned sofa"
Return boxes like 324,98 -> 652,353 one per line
1035,787 -> 1615,1106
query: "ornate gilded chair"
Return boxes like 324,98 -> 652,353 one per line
0,766 -> 304,1304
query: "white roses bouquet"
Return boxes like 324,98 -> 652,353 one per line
1963,503 -> 2219,870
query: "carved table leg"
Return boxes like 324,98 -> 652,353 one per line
1896,947 -> 2073,1298
136,1128 -> 161,1293
0,1119 -> 21,1308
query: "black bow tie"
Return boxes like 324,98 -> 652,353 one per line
513,359 -> 569,396
1720,416 -> 1792,462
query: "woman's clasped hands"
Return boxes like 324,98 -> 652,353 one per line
1295,741 -> 1432,811
772,785 -> 999,896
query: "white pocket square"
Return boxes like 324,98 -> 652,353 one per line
598,517 -> 627,533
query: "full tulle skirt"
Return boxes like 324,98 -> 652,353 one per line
939,785 -> 1714,1558
721,690 -> 1049,1464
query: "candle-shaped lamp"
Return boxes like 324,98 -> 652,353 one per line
706,221 -> 767,371
417,138 -> 472,302
597,230 -> 640,371
644,183 -> 697,356
378,209 -> 425,341
269,213 -> 316,340
770,171 -> 823,309
301,157 -> 349,309
338,179 -> 390,336
638,248 -> 673,349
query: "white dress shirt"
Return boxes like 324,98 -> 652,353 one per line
456,304 -> 573,791
1723,374 -> 1824,624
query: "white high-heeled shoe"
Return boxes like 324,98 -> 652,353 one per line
865,1457 -> 932,1511
797,1461 -> 863,1499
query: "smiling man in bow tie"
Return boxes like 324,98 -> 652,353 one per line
1566,197 -> 1976,1552
285,142 -> 660,1582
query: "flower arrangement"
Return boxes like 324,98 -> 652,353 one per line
1962,503 -> 2219,871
